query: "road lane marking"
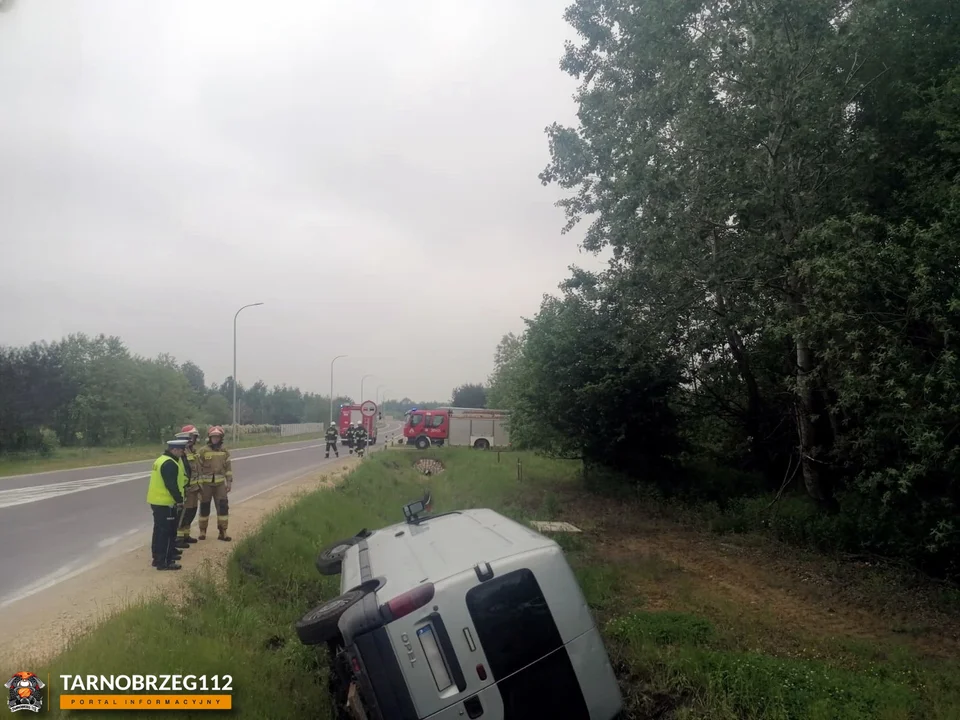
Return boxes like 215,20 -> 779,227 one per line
0,423 -> 402,510
0,430 -> 402,608
0,443 -> 323,509
0,436 -> 327,481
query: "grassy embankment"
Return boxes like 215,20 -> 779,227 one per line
0,433 -> 327,478
21,449 -> 960,719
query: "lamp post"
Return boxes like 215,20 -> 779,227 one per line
330,354 -> 347,425
360,374 -> 375,404
377,386 -> 388,419
232,302 -> 264,444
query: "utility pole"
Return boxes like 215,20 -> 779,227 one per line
330,354 -> 347,425
232,302 -> 263,444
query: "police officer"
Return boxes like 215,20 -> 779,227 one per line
175,425 -> 202,548
196,425 -> 234,541
325,422 -> 339,459
354,423 -> 368,459
147,438 -> 188,570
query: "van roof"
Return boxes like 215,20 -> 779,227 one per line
365,509 -> 555,602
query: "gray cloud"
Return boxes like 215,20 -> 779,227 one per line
0,0 -> 607,401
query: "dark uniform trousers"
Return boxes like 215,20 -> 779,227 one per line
151,504 -> 179,564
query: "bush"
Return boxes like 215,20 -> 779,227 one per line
37,426 -> 60,457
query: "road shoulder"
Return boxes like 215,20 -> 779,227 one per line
0,457 -> 359,671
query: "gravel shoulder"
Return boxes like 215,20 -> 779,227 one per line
1,458 -> 358,671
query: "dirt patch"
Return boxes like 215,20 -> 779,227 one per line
414,458 -> 445,476
559,490 -> 960,660
0,458 -> 359,669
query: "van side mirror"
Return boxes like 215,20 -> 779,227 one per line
403,490 -> 433,524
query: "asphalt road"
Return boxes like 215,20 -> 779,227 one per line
0,423 -> 403,609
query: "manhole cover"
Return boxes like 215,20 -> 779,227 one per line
414,459 -> 445,476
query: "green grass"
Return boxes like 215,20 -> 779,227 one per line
0,433 -> 328,478
16,449 -> 960,719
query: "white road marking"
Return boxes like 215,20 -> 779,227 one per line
0,443 -> 323,509
97,527 -> 141,548
0,426 -> 404,608
0,437 -> 325,481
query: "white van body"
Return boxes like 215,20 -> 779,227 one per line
334,508 -> 623,720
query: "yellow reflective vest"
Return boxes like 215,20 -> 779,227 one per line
146,454 -> 186,506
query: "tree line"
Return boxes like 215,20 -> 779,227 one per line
0,333 -> 353,454
485,0 -> 960,580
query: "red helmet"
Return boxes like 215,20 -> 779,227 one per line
181,424 -> 198,435
208,425 -> 225,437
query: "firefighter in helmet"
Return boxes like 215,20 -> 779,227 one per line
175,424 -> 202,547
354,422 -> 368,459
325,422 -> 339,459
346,421 -> 357,453
195,425 -> 233,541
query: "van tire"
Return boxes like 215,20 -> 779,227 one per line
315,537 -> 362,575
473,439 -> 490,450
295,589 -> 368,646
415,436 -> 430,450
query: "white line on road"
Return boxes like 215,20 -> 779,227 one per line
0,429 -> 402,609
0,443 -> 322,510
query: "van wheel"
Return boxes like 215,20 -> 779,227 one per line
315,537 -> 361,576
473,439 -> 490,450
295,588 -> 368,646
415,436 -> 430,450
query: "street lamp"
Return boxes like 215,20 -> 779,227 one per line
232,302 -> 264,444
329,354 -> 347,425
377,386 -> 389,419
360,374 -> 375,404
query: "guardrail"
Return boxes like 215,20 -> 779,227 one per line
279,422 -> 325,437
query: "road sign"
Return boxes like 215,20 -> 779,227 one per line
361,401 -> 377,417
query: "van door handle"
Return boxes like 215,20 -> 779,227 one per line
426,613 -> 467,692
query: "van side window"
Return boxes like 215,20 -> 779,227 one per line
430,415 -> 445,428
464,568 -> 562,679
409,413 -> 424,427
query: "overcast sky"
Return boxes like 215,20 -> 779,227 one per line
0,0 -> 606,402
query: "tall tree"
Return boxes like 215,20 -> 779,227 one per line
451,383 -> 487,408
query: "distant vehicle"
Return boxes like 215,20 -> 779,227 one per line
403,407 -> 509,450
296,495 -> 624,720
339,403 -> 379,446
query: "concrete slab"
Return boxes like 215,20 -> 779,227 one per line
530,521 -> 582,533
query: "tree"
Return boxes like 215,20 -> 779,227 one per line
451,384 -> 487,408
486,334 -> 526,410
529,0 -> 960,576
181,361 -> 206,394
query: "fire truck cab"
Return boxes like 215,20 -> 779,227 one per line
403,407 -> 510,450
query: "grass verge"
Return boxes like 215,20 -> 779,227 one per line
0,433 -> 327,478
18,448 -> 960,719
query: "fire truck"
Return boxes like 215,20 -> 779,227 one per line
338,401 -> 378,446
403,406 -> 510,450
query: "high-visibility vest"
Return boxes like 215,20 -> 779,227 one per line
146,454 -> 185,506
177,458 -> 188,494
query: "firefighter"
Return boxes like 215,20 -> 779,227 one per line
346,422 -> 356,454
325,422 -> 339,459
147,438 -> 188,570
175,425 -> 202,548
196,425 -> 234,541
354,423 -> 368,459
